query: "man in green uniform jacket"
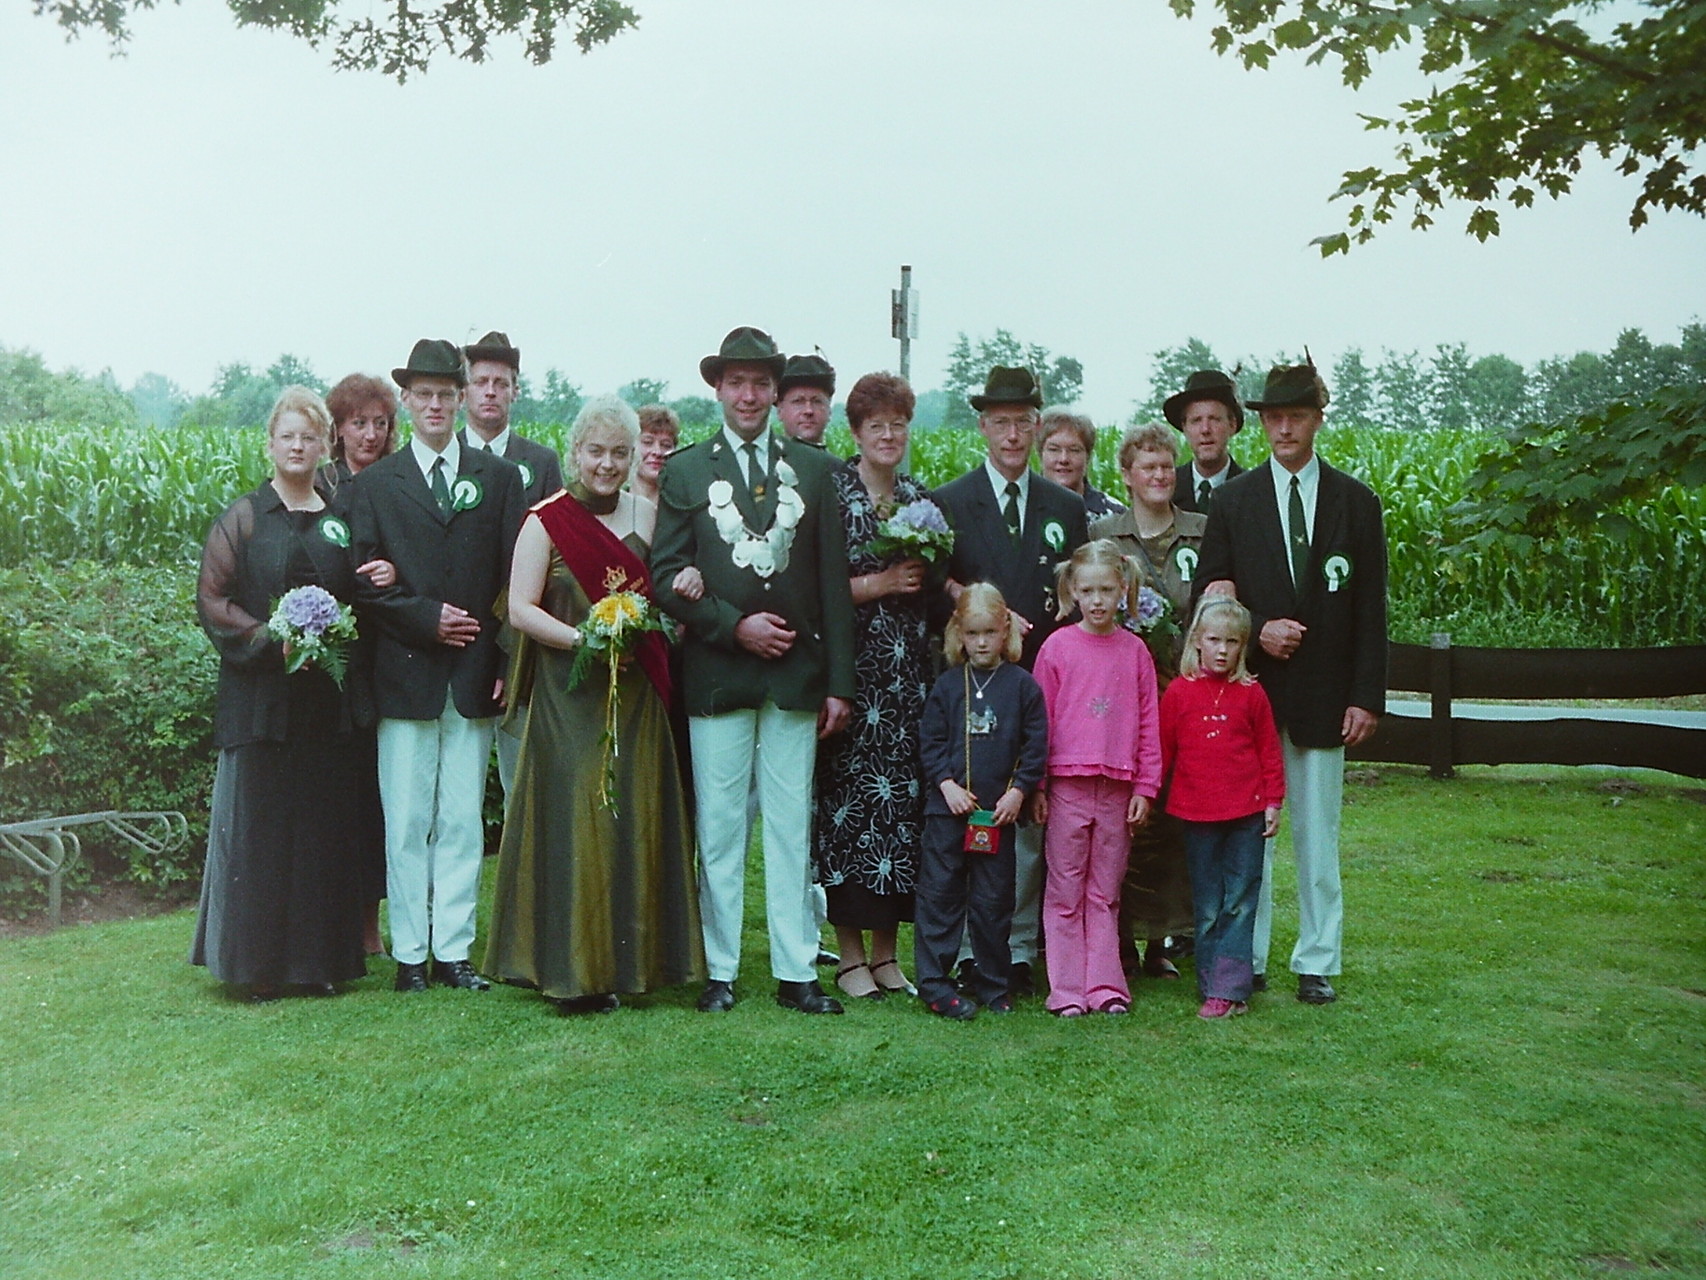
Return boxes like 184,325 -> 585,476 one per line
651,326 -> 857,1015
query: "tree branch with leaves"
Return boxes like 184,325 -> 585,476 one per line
33,0 -> 638,80
1170,0 -> 1706,252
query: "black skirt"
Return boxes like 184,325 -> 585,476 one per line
190,678 -> 369,987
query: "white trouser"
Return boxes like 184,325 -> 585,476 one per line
693,704 -> 819,984
746,765 -> 828,952
377,693 -> 495,966
1253,733 -> 1344,978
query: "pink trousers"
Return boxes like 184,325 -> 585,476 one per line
1042,775 -> 1134,1013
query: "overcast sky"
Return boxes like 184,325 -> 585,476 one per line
4,0 -> 1703,419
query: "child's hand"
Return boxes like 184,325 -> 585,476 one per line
1024,789 -> 1047,826
1262,805 -> 1281,838
993,787 -> 1026,826
671,565 -> 706,601
939,780 -> 976,817
1126,792 -> 1151,833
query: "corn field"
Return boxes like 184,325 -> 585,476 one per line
3,421 -> 1702,646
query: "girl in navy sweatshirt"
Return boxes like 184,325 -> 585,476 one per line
915,584 -> 1049,1019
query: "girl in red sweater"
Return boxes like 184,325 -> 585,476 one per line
1160,594 -> 1285,1019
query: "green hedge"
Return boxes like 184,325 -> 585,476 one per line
0,563 -> 216,915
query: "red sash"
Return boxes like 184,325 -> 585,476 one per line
534,492 -> 672,709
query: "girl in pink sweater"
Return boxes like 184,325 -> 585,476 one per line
1160,594 -> 1285,1019
1031,540 -> 1161,1016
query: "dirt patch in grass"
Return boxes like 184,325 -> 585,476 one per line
0,879 -> 194,940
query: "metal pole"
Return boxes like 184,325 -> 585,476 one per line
897,264 -> 912,382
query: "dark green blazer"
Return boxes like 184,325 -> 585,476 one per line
650,431 -> 856,716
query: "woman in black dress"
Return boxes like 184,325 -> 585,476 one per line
813,373 -> 935,1001
190,387 -> 372,1000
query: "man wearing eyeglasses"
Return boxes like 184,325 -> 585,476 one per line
935,366 -> 1089,1003
777,353 -> 835,447
348,338 -> 526,995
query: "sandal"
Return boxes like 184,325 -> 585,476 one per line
836,962 -> 883,1000
870,958 -> 917,997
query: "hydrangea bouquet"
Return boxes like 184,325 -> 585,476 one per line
865,497 -> 956,565
566,590 -> 668,815
1121,585 -> 1181,652
267,585 -> 358,687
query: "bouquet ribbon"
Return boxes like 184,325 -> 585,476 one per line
535,492 -> 673,710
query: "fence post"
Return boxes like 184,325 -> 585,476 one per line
1429,632 -> 1455,779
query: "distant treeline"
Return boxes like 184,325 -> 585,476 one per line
1,323 -> 1702,436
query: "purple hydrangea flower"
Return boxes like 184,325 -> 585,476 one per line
1135,587 -> 1166,628
892,499 -> 950,535
278,585 -> 342,637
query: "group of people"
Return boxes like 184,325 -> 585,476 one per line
191,323 -> 1388,1024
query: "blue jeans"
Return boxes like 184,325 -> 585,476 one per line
1183,813 -> 1265,1001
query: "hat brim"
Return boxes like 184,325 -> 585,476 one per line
701,354 -> 787,387
1163,387 -> 1245,431
969,391 -> 1043,412
779,375 -> 836,396
393,367 -> 467,389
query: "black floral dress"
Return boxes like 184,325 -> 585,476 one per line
812,462 -> 933,929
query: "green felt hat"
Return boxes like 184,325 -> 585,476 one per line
1247,361 -> 1331,412
464,330 -> 521,371
1163,369 -> 1245,432
780,353 -> 836,397
969,365 -> 1043,412
700,326 -> 787,387
393,338 -> 467,389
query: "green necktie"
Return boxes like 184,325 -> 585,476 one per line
1288,475 -> 1309,588
1003,481 -> 1022,547
431,456 -> 452,516
743,441 -> 766,501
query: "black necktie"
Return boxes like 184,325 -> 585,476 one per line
1002,481 -> 1021,546
1197,479 -> 1212,510
430,457 -> 451,516
1288,475 -> 1309,587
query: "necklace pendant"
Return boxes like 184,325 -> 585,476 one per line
975,690 -> 984,700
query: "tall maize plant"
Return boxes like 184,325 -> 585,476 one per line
2,418 -> 1701,646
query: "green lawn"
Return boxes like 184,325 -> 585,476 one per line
2,766 -> 1702,1279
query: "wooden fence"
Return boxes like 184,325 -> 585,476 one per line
1347,639 -> 1706,779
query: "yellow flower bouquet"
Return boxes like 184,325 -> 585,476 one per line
566,588 -> 668,815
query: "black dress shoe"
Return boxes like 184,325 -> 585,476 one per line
985,993 -> 1015,1015
815,948 -> 840,967
554,993 -> 620,1014
696,979 -> 736,1012
394,962 -> 429,993
431,959 -> 491,991
1297,974 -> 1337,1005
1008,961 -> 1035,998
1251,973 -> 1269,993
776,980 -> 844,1014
